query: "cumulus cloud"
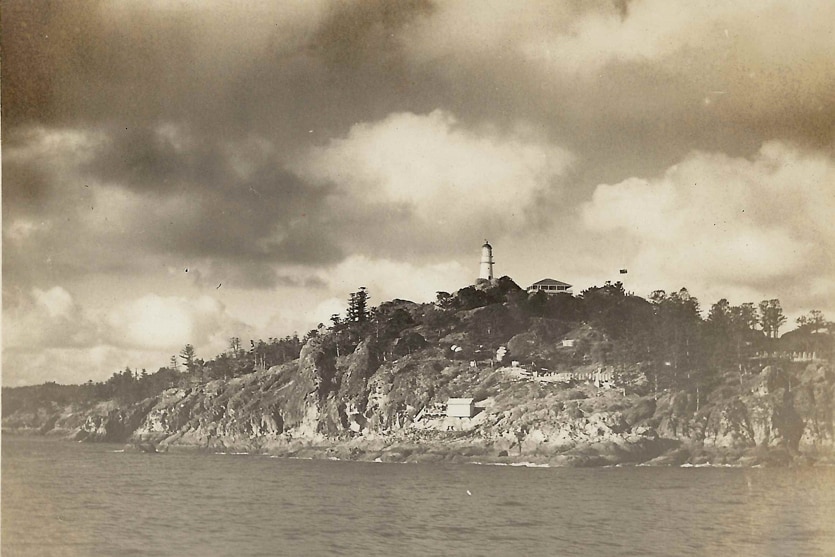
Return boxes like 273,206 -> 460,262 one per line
524,0 -> 835,78
2,346 -> 178,387
408,0 -> 835,100
32,287 -> 75,319
298,110 -> 573,253
2,287 -> 248,385
104,294 -> 244,351
330,254 -> 471,304
307,254 -> 472,325
3,287 -> 99,351
525,0 -> 835,142
3,286 -> 103,385
581,142 -> 835,312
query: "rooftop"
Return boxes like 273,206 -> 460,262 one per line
530,278 -> 572,287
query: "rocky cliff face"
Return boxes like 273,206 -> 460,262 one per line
641,364 -> 835,465
6,329 -> 834,466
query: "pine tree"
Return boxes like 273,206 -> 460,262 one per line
347,287 -> 370,323
758,299 -> 787,339
180,344 -> 196,373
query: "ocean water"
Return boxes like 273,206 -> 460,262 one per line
3,437 -> 835,556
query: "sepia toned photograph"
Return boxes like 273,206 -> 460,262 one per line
2,1 -> 834,555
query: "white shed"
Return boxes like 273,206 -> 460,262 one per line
446,397 -> 475,418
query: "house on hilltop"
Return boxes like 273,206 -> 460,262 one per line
527,278 -> 572,294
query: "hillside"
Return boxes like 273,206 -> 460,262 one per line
4,278 -> 835,466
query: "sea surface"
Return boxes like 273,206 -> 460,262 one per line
3,436 -> 835,556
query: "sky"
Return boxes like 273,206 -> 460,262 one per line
3,0 -> 834,386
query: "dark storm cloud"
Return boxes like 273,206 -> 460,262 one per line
80,126 -> 219,193
1,0 -> 455,283
1,0 -> 439,142
73,122 -> 342,264
309,0 -> 433,67
2,121 -> 345,291
5,0 -> 833,166
2,155 -> 54,213
189,261 -> 328,291
394,1 -> 835,189
1,0 -> 199,129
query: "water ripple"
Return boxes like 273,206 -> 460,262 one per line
3,437 -> 835,557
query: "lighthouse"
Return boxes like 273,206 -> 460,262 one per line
479,239 -> 494,281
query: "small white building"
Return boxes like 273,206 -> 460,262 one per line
527,278 -> 572,294
446,397 -> 475,418
479,240 -> 494,281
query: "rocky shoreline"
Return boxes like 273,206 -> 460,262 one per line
5,359 -> 834,468
6,430 -> 830,468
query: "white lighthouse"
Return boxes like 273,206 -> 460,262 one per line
479,239 -> 494,281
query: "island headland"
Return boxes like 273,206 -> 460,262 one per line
4,276 -> 834,467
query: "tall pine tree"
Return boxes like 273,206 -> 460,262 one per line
347,287 -> 370,323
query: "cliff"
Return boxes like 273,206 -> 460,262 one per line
5,279 -> 835,466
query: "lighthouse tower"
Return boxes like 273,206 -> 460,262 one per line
479,240 -> 494,281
